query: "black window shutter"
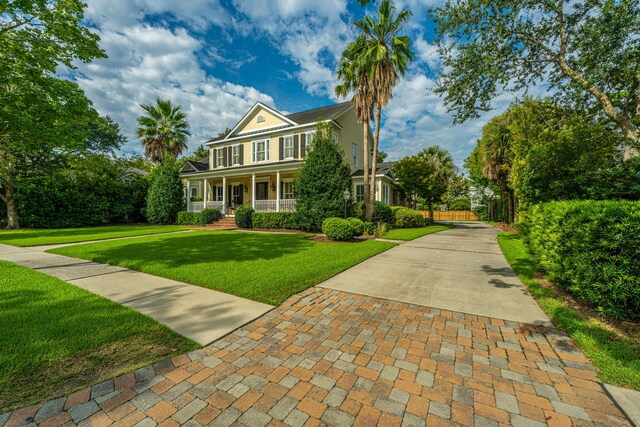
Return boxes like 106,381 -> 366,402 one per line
228,146 -> 233,165
300,134 -> 306,159
279,137 -> 284,160
222,146 -> 227,167
239,144 -> 244,165
213,148 -> 217,168
293,135 -> 299,158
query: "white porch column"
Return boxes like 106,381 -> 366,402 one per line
204,178 -> 208,207
186,179 -> 191,212
276,171 -> 281,212
222,176 -> 227,214
251,173 -> 256,209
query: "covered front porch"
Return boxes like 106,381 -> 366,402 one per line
185,171 -> 296,214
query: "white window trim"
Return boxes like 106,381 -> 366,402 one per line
189,183 -> 201,198
282,181 -> 294,200
215,186 -> 224,201
304,131 -> 316,155
232,144 -> 241,166
354,183 -> 365,202
216,148 -> 224,168
252,138 -> 270,163
283,134 -> 294,159
352,143 -> 358,166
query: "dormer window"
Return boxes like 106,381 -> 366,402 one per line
256,114 -> 265,123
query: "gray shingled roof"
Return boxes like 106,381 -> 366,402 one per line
207,101 -> 352,143
183,156 -> 209,172
285,101 -> 352,125
352,162 -> 396,178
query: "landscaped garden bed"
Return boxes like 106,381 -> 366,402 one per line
0,224 -> 190,247
48,231 -> 396,305
0,260 -> 198,412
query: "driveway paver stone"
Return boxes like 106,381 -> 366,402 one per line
2,287 -> 630,426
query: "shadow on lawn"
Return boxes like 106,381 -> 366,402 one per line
80,231 -> 316,269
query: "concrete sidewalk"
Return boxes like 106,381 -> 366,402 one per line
320,222 -> 550,325
0,243 -> 272,345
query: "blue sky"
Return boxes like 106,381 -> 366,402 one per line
77,0 -> 518,167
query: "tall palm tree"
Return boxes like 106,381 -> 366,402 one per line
351,0 -> 413,214
336,36 -> 375,218
136,99 -> 191,164
419,145 -> 456,221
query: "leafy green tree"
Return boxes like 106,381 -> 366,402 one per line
15,154 -> 148,228
394,146 -> 456,220
376,151 -> 388,163
294,123 -> 353,231
479,115 -> 516,223
443,173 -> 471,210
0,0 -> 105,228
336,0 -> 413,220
431,0 -> 640,153
146,156 -> 184,224
137,99 -> 191,164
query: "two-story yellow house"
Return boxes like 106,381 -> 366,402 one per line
180,101 -> 400,214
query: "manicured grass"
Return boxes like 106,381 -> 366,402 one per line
383,225 -> 451,241
497,232 -> 640,390
50,231 -> 396,306
0,260 -> 198,412
0,224 -> 191,247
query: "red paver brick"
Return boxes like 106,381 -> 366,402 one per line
64,388 -> 90,409
114,373 -> 136,391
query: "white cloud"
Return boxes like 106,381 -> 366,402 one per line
75,22 -> 274,154
85,0 -> 229,30
231,0 -> 351,99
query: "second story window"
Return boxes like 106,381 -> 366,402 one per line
352,143 -> 358,166
252,139 -> 270,163
305,131 -> 316,155
216,149 -> 224,168
232,145 -> 241,165
283,136 -> 294,159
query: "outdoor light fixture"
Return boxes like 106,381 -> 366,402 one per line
343,189 -> 351,218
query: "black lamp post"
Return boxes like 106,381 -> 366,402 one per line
343,189 -> 351,219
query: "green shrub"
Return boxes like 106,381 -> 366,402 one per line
522,200 -> 640,319
347,218 -> 365,237
235,205 -> 254,228
355,201 -> 393,224
322,217 -> 356,241
176,212 -> 198,225
363,221 -> 376,236
394,208 -> 424,228
146,157 -> 184,224
252,212 -> 297,229
175,208 -> 221,226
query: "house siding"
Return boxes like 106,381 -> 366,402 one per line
239,108 -> 287,133
335,108 -> 365,173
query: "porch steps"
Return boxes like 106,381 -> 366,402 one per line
202,216 -> 237,231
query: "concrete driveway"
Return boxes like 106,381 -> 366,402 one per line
319,222 -> 550,325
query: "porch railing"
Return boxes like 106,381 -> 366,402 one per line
279,199 -> 296,212
206,201 -> 225,211
188,201 -> 204,212
254,199 -> 296,213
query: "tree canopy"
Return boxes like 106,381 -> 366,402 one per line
137,99 -> 191,164
431,0 -> 640,152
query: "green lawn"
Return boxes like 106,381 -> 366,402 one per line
0,224 -> 191,247
50,231 -> 396,305
497,232 -> 640,390
0,260 -> 198,412
383,225 -> 451,241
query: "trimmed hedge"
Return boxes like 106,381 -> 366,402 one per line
394,208 -> 424,228
235,205 -> 254,228
355,201 -> 393,224
347,218 -> 365,237
176,208 -> 221,226
252,212 -> 297,229
322,217 -> 356,241
521,200 -> 640,319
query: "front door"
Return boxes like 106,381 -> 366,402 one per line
256,182 -> 269,200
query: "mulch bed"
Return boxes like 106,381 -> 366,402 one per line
306,235 -> 367,243
496,222 -> 518,233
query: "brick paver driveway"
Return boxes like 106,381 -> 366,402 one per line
4,288 -> 629,427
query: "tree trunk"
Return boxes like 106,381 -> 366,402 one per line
428,201 -> 434,223
369,105 -> 382,211
362,122 -> 372,221
507,190 -> 514,225
2,184 -> 19,229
